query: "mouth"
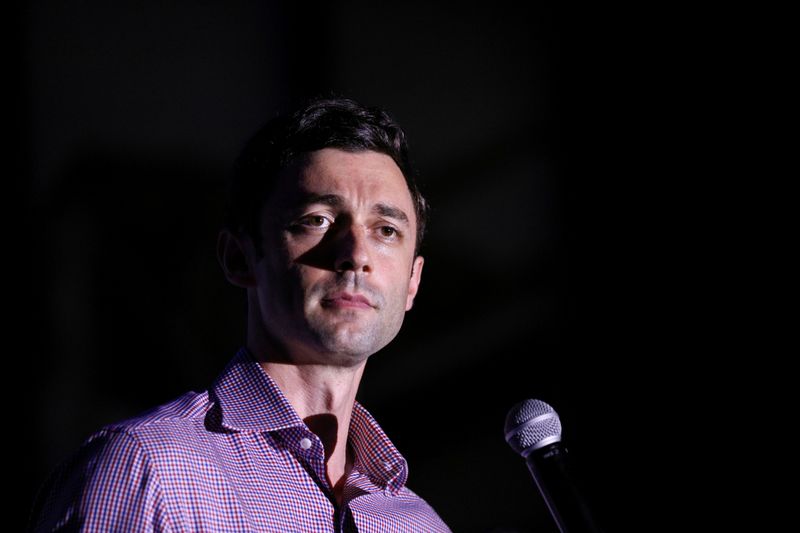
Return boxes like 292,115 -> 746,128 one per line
320,292 -> 374,310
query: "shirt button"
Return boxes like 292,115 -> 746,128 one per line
299,437 -> 313,450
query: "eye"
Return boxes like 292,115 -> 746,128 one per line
378,226 -> 399,239
293,214 -> 332,231
305,216 -> 329,227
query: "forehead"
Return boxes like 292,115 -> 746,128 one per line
273,148 -> 415,215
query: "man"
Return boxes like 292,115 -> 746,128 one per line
29,97 -> 451,531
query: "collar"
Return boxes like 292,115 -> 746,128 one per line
211,346 -> 409,494
211,347 -> 305,433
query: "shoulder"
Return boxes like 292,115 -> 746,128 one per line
391,486 -> 452,532
27,390 -> 213,531
103,389 -> 212,434
90,389 -> 218,474
29,426 -> 168,531
96,391 -> 211,444
57,388 -> 213,475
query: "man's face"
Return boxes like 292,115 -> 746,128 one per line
250,148 -> 424,367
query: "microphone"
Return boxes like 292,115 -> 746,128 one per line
504,399 -> 602,533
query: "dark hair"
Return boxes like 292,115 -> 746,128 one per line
224,96 -> 429,257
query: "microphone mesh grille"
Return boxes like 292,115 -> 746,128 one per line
504,399 -> 562,456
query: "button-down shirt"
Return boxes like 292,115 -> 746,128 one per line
29,347 -> 451,532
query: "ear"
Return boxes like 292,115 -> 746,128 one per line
405,255 -> 425,311
217,229 -> 258,288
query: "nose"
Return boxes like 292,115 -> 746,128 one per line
333,223 -> 372,274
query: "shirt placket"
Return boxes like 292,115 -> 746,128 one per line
284,428 -> 356,532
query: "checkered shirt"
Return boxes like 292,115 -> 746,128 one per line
29,347 -> 451,532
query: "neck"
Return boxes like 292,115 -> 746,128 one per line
259,356 -> 365,442
247,339 -> 366,506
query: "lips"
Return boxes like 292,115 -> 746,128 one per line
321,292 -> 374,309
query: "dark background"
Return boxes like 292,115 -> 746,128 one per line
9,1 -> 729,531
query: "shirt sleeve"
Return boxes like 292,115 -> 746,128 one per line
28,428 -> 176,532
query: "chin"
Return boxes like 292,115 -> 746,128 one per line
319,337 -> 379,361
304,313 -> 404,365
311,329 -> 387,364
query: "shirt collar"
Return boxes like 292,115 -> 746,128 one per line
210,346 -> 409,494
349,400 -> 409,494
211,346 -> 305,433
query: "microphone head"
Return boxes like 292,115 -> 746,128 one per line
504,399 -> 562,457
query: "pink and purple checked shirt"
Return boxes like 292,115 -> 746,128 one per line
29,347 -> 451,532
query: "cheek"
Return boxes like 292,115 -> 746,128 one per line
298,270 -> 325,304
386,266 -> 413,305
260,263 -> 308,313
289,265 -> 320,297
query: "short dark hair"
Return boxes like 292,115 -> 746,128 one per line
224,96 -> 429,257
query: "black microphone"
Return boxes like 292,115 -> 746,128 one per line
504,399 -> 602,533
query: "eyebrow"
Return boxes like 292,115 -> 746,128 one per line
302,193 -> 344,208
300,193 -> 410,227
373,203 -> 410,227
